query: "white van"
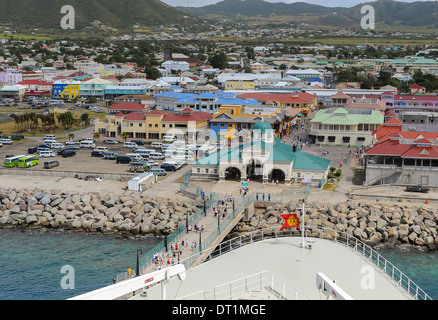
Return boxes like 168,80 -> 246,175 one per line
80,141 -> 96,148
50,143 -> 65,149
124,141 -> 138,149
43,134 -> 56,140
149,152 -> 165,160
126,153 -> 143,161
93,146 -> 108,152
151,142 -> 162,149
39,150 -> 56,158
0,138 -> 13,145
136,149 -> 154,157
164,160 -> 181,169
162,135 -> 176,143
43,139 -> 57,145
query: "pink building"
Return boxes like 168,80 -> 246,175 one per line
0,70 -> 23,85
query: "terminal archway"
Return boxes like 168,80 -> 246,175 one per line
268,168 -> 286,183
225,167 -> 241,181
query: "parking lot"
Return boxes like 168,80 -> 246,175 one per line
0,136 -> 182,178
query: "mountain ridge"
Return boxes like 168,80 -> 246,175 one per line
177,0 -> 438,28
0,0 -> 192,30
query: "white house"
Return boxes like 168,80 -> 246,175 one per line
161,60 -> 190,74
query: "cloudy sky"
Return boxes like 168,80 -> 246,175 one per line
162,0 -> 436,8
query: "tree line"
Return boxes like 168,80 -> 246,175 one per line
11,112 -> 90,133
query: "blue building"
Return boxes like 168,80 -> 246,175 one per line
154,90 -> 260,114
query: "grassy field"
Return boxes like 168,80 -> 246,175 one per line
0,109 -> 105,136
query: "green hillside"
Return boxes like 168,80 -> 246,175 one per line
179,0 -> 438,29
0,0 -> 192,30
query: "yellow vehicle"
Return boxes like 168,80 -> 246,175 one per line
129,162 -> 151,173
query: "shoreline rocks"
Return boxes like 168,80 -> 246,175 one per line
229,200 -> 438,251
0,187 -> 199,238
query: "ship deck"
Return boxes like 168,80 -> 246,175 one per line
133,237 -> 413,300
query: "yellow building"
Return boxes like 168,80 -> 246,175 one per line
225,76 -> 255,90
95,109 -> 212,140
59,82 -> 80,99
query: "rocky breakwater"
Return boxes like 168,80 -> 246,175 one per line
0,188 -> 199,237
231,200 -> 438,250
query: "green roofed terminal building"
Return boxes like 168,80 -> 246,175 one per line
191,121 -> 331,186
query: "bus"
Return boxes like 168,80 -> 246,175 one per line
16,155 -> 40,168
4,155 -> 26,167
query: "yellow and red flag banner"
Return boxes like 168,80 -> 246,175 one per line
280,213 -> 300,230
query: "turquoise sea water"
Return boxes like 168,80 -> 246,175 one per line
0,229 -> 161,300
1,229 -> 438,300
378,248 -> 438,300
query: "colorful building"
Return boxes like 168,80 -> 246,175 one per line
95,108 -> 212,141
52,80 -> 80,99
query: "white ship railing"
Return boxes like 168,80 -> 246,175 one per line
179,225 -> 432,301
177,270 -> 311,300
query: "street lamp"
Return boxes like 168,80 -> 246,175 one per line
136,249 -> 143,277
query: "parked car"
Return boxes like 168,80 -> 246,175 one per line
161,163 -> 177,171
65,145 -> 80,150
150,168 -> 167,176
44,160 -> 59,169
116,156 -> 132,164
39,150 -> 56,158
124,141 -> 138,149
80,141 -> 95,148
105,139 -> 118,144
146,160 -> 159,166
57,148 -> 67,155
91,151 -> 104,157
11,134 -> 24,140
28,146 -> 38,154
149,152 -> 165,160
131,139 -> 144,146
50,143 -> 65,149
37,147 -> 51,153
65,140 -> 79,145
0,138 -> 13,145
38,144 -> 51,149
151,142 -> 162,149
61,150 -> 76,158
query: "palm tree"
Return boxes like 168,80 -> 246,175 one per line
93,131 -> 101,143
121,132 -> 129,142
68,133 -> 75,141
81,113 -> 89,125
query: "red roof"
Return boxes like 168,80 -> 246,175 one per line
17,80 -> 53,86
384,118 -> 402,125
123,112 -> 146,121
115,113 -> 125,117
402,146 -> 438,159
365,140 -> 412,156
146,110 -> 166,115
385,109 -> 396,117
410,84 -> 425,89
331,89 -> 351,99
